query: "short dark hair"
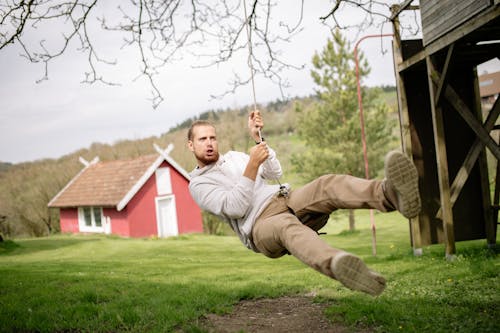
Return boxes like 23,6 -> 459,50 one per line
187,120 -> 215,141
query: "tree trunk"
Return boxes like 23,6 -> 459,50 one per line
349,209 -> 355,231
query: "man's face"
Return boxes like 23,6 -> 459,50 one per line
188,124 -> 219,167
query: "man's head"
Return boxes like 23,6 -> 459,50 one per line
187,120 -> 219,168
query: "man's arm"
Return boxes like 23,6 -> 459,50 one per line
189,174 -> 254,219
247,110 -> 283,180
243,143 -> 269,181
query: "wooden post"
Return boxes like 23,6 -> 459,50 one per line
391,5 -> 422,255
473,68 -> 497,247
426,55 -> 456,258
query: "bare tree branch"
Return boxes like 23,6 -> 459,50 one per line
0,0 -> 415,108
0,0 -> 35,50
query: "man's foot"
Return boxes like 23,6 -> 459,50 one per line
330,252 -> 386,296
384,150 -> 421,219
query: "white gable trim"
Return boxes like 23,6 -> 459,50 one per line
153,143 -> 191,180
116,144 -> 192,211
79,156 -> 100,167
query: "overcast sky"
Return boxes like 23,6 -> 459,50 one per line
0,2 -> 497,164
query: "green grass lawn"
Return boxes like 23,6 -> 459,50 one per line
1,212 -> 499,332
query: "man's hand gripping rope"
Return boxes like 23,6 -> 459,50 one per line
248,110 -> 288,198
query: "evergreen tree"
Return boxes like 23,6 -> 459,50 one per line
292,30 -> 396,229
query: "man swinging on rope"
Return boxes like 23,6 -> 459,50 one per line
187,110 -> 421,296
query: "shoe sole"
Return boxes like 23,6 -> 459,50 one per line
384,151 -> 421,219
331,253 -> 386,296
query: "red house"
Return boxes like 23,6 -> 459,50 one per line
48,145 -> 203,238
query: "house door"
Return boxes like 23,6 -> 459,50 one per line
156,196 -> 179,237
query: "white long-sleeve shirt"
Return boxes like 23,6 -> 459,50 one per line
189,147 -> 285,251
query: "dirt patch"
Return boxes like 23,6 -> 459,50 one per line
199,295 -> 373,333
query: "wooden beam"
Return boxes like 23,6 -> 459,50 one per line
426,55 -> 456,257
434,43 -> 454,105
390,0 -> 417,20
392,15 -> 423,255
424,5 -> 500,54
474,70 -> 496,247
452,101 -> 500,199
397,49 -> 427,72
398,5 -> 500,72
494,160 -> 500,243
435,76 -> 500,161
436,96 -> 500,219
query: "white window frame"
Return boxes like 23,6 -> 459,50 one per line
78,207 -> 104,233
155,167 -> 172,195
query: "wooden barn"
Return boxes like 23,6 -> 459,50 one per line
390,0 -> 499,257
48,145 -> 203,238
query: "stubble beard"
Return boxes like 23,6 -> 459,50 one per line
196,150 -> 219,167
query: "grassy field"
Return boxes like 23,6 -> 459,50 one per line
1,211 -> 499,333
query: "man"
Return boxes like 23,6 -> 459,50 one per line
187,111 -> 420,296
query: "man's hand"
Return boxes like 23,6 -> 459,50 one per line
249,142 -> 269,164
243,142 -> 269,181
248,110 -> 264,142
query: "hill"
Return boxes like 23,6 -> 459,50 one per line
0,88 -> 397,238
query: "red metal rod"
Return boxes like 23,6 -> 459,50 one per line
354,33 -> 394,180
354,33 -> 394,256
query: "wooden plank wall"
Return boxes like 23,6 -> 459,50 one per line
421,0 -> 492,46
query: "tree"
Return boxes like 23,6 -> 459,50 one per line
0,1 -> 419,108
292,30 -> 396,230
0,160 -> 79,237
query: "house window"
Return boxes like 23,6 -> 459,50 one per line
155,167 -> 172,195
79,207 -> 103,232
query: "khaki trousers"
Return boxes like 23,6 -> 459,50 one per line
251,174 -> 392,279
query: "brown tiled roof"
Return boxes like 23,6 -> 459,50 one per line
48,154 -> 160,208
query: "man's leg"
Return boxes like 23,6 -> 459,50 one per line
287,174 -> 388,219
287,151 -> 420,219
252,196 -> 386,296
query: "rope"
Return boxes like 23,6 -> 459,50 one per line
242,0 -> 286,195
242,0 -> 263,142
242,0 -> 258,114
